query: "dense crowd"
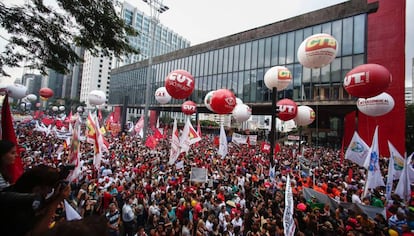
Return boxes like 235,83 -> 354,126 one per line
1,120 -> 414,236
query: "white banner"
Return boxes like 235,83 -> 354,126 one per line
283,175 -> 296,236
190,167 -> 208,183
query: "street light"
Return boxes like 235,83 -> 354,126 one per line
264,66 -> 292,167
142,0 -> 169,142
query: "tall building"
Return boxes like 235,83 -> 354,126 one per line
109,0 -> 406,156
21,73 -> 43,96
80,1 -> 190,109
62,47 -> 85,100
47,69 -> 65,99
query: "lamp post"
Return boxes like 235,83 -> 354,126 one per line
142,0 -> 169,142
264,66 -> 292,167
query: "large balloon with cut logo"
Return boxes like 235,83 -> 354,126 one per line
39,87 -> 54,99
264,66 -> 292,91
6,84 -> 27,99
210,89 -> 237,114
155,87 -> 171,104
181,100 -> 197,115
277,99 -> 298,121
232,104 -> 252,122
294,105 -> 316,126
204,90 -> 216,112
343,64 -> 392,98
165,69 -> 195,99
357,92 -> 394,117
88,90 -> 106,106
297,33 -> 338,68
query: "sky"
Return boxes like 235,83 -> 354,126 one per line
1,0 -> 413,87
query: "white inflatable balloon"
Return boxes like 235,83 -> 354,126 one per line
297,33 -> 338,69
294,105 -> 316,126
88,90 -> 106,106
357,92 -> 394,117
264,66 -> 292,91
52,106 -> 59,112
154,87 -> 172,104
59,105 -> 65,111
204,90 -> 216,112
6,83 -> 27,99
236,97 -> 243,105
232,104 -> 252,122
26,94 -> 37,102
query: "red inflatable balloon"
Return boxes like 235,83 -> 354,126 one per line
181,100 -> 197,115
39,87 -> 54,99
210,89 -> 237,114
277,99 -> 298,121
343,64 -> 392,98
165,70 -> 195,99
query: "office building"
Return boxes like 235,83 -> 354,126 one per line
109,0 -> 406,155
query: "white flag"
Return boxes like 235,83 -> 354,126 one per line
363,126 -> 385,197
218,124 -> 228,157
388,141 -> 405,180
180,118 -> 191,153
269,164 -> 276,182
385,148 -> 395,201
395,153 -> 413,201
345,131 -> 369,167
64,200 -> 82,221
283,175 -> 296,236
180,118 -> 201,153
168,119 -> 181,165
134,116 -> 144,138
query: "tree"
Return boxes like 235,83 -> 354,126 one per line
0,0 -> 139,76
406,104 -> 414,154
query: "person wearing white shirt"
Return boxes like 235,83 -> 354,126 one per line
231,212 -> 243,235
122,197 -> 136,236
218,206 -> 229,231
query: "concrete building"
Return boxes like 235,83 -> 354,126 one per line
109,0 -> 406,155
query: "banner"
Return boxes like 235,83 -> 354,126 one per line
190,167 -> 208,183
232,132 -> 248,145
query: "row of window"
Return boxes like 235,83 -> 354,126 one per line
110,14 -> 366,106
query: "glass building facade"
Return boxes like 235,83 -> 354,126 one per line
121,2 -> 191,65
110,14 -> 366,106
109,0 -> 380,148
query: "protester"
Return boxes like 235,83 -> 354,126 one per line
1,115 -> 413,236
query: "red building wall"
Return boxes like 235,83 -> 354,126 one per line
358,0 -> 406,156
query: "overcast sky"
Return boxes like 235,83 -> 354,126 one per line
1,0 -> 413,87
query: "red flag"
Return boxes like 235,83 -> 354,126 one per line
41,117 -> 54,126
1,94 -> 24,183
153,127 -> 163,140
213,136 -> 220,146
347,168 -> 353,183
274,143 -> 281,155
33,110 -> 44,119
145,135 -> 158,149
261,142 -> 271,154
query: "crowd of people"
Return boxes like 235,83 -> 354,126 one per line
1,119 -> 414,236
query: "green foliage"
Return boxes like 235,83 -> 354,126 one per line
200,119 -> 219,127
0,0 -> 139,76
406,104 -> 414,154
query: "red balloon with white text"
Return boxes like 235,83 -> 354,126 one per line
277,99 -> 298,121
210,89 -> 237,114
181,100 -> 197,115
343,64 -> 392,98
165,70 -> 195,99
